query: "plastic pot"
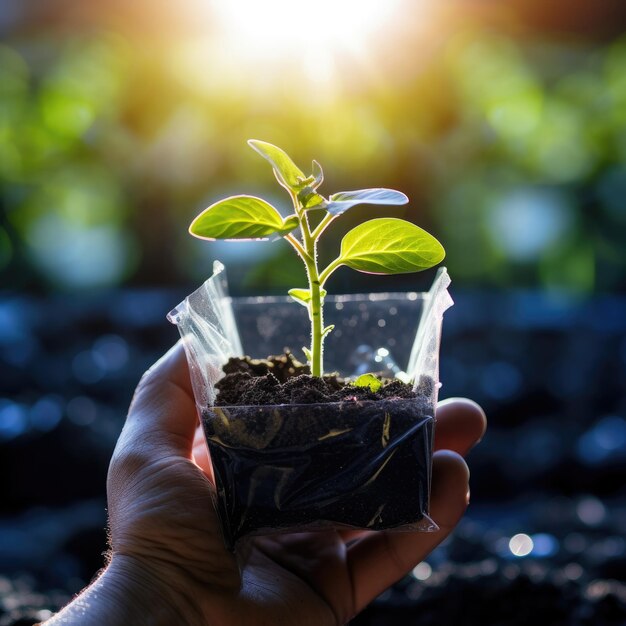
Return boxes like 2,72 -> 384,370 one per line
168,262 -> 453,550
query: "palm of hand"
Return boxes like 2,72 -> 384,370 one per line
107,344 -> 485,626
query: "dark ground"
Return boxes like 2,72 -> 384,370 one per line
1,288 -> 625,625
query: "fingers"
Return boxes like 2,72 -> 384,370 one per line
121,341 -> 199,457
435,398 -> 486,456
192,425 -> 215,483
337,528 -> 370,544
347,450 -> 469,614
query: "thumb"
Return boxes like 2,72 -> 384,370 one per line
121,341 -> 199,458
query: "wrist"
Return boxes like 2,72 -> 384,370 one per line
44,555 -> 203,626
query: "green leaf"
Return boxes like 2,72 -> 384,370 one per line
288,287 -> 327,307
248,139 -> 306,191
312,160 -> 324,189
325,188 -> 408,216
321,324 -> 334,339
297,186 -> 326,210
353,373 -> 382,392
302,346 -> 312,362
338,218 -> 445,274
281,214 -> 300,233
189,195 -> 298,240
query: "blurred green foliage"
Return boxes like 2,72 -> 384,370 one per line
1,21 -> 625,294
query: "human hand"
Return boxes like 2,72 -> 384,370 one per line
46,342 -> 486,626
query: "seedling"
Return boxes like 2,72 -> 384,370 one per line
189,140 -> 445,377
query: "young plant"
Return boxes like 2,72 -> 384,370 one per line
189,140 -> 445,377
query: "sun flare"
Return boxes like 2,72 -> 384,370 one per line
208,0 -> 403,83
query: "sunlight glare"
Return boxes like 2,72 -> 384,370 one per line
210,0 -> 402,83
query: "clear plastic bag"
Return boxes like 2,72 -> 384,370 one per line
168,261 -> 453,550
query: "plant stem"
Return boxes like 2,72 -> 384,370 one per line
285,233 -> 309,264
311,212 -> 336,240
318,257 -> 343,287
300,214 -> 324,377
286,188 -> 326,377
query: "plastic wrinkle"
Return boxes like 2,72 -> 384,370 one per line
167,261 -> 242,407
407,267 -> 453,396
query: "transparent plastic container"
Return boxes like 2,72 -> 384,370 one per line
168,261 -> 453,550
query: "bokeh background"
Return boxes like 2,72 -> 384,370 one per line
1,0 -> 625,624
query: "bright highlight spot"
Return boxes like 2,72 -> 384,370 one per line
412,562 -> 432,580
213,0 -> 400,56
509,533 -> 534,557
209,0 -> 402,85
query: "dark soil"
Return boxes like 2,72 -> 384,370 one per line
215,352 -> 428,405
204,352 -> 436,550
204,398 -> 434,550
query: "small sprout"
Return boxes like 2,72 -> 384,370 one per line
353,373 -> 383,392
189,140 -> 445,377
288,287 -> 327,307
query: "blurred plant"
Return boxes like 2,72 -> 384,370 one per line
0,22 -> 624,293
